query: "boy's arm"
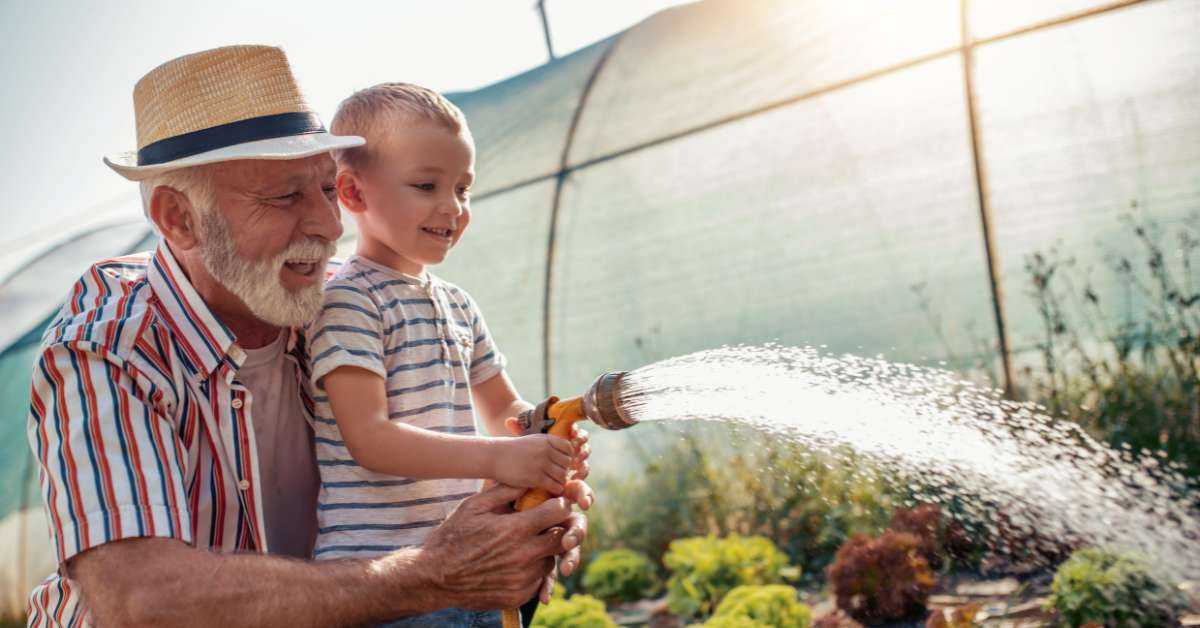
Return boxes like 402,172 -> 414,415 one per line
472,370 -> 534,437
323,366 -> 571,493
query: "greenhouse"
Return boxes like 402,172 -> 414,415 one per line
2,0 -> 1198,620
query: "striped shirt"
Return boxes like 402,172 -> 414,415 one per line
306,255 -> 505,560
24,244 -> 320,627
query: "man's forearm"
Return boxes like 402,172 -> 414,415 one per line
69,538 -> 451,628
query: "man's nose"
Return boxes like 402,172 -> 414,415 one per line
302,191 -> 344,243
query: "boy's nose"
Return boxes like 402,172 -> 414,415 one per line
438,196 -> 466,217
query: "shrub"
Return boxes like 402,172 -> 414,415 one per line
664,534 -> 792,619
1046,547 -> 1187,627
530,593 -> 617,628
702,585 -> 812,628
827,531 -> 935,624
888,503 -> 975,570
583,548 -> 661,604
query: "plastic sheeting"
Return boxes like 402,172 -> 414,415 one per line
3,0 -> 1199,616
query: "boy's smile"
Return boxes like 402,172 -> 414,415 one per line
341,123 -> 475,276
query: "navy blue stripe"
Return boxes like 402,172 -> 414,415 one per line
98,262 -> 149,271
383,338 -> 445,355
138,112 -> 325,165
312,345 -> 383,366
132,345 -> 171,383
152,256 -> 222,365
388,401 -> 472,419
104,360 -> 146,537
318,459 -> 359,467
313,436 -> 345,447
381,317 -> 447,335
317,492 -> 476,511
379,297 -> 436,308
319,519 -> 442,534
427,425 -> 475,434
386,379 -> 463,397
310,324 -> 380,344
325,284 -> 369,297
40,356 -> 82,554
163,392 -> 186,539
343,269 -> 381,281
323,478 -> 422,489
367,279 -> 417,292
386,358 -> 463,376
321,302 -> 381,321
66,348 -> 114,542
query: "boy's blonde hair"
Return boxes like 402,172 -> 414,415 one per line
330,82 -> 470,173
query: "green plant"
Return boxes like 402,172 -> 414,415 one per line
583,427 -> 899,593
582,548 -> 661,604
1021,210 -> 1200,476
664,534 -> 791,619
700,585 -> 812,628
530,593 -> 618,628
827,531 -> 935,624
1046,547 -> 1187,627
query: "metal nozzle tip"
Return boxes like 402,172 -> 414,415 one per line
583,371 -> 636,430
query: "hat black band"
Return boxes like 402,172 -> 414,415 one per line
136,111 -> 326,166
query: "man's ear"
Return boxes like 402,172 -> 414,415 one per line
337,170 -> 368,215
148,186 -> 200,250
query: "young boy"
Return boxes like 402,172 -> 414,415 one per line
306,84 -> 573,625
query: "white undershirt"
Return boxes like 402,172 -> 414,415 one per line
239,332 -> 319,558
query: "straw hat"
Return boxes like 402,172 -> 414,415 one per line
104,45 -> 363,181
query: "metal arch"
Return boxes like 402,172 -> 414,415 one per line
960,0 -> 1013,397
540,32 -> 627,395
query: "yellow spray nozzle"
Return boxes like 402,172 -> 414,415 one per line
511,371 -> 635,511
503,372 -> 636,628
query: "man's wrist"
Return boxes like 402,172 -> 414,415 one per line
370,546 -> 453,615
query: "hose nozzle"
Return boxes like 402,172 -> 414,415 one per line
582,371 -> 636,430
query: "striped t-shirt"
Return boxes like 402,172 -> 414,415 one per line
306,255 -> 506,559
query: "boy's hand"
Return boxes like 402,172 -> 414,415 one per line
493,434 -> 574,494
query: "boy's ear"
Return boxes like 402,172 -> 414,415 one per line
337,170 -> 368,215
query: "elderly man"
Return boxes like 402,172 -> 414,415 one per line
25,45 -> 591,627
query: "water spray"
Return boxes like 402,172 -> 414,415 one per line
502,371 -> 638,628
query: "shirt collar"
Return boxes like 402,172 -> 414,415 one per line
147,242 -> 237,377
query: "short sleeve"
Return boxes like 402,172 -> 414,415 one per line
27,341 -> 193,564
461,291 -> 507,386
308,281 -> 387,388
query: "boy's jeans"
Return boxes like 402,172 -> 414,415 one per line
379,608 -> 503,628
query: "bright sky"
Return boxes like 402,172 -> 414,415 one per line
0,0 -> 693,250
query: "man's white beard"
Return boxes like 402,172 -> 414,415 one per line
197,210 -> 334,328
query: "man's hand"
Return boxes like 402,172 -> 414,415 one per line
418,483 -> 587,609
498,418 -> 594,602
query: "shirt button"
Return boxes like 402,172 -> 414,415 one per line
237,479 -> 250,491
231,398 -> 244,409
